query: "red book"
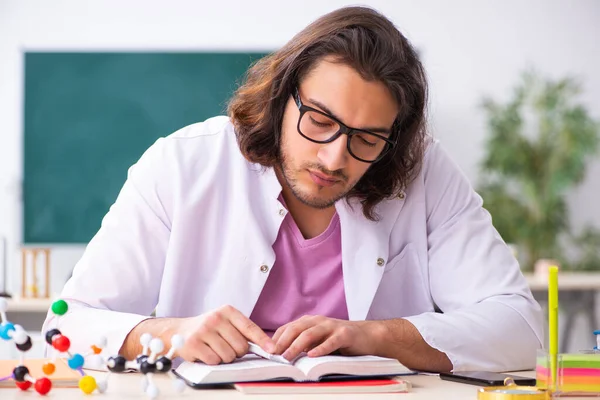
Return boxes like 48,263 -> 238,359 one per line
235,378 -> 412,394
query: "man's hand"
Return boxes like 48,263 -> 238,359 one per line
121,305 -> 275,365
271,316 -> 452,372
271,315 -> 382,361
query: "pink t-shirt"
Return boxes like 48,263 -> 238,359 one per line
249,206 -> 349,336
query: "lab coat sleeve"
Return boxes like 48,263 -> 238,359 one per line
41,137 -> 172,357
403,141 -> 544,372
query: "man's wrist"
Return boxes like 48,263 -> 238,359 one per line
362,318 -> 453,372
359,318 -> 417,358
358,319 -> 396,356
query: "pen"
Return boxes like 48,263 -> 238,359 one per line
548,266 -> 558,391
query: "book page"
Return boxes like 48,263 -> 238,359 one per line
292,355 -> 413,381
175,354 -> 305,384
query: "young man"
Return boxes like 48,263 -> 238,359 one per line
43,6 -> 543,372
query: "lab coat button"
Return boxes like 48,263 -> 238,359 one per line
377,258 -> 385,267
398,192 -> 406,200
260,265 -> 269,273
278,209 -> 286,216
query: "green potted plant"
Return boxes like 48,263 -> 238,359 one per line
478,70 -> 600,271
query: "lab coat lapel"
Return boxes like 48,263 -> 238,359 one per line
337,196 -> 405,321
227,165 -> 284,317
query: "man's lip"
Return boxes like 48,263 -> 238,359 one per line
309,170 -> 339,183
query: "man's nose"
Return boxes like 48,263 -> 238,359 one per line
317,135 -> 348,172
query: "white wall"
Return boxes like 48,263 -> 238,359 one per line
1,0 -> 599,344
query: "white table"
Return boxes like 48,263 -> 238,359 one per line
2,370 -> 578,400
524,272 -> 600,352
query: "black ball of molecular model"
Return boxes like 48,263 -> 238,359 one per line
0,298 -> 187,398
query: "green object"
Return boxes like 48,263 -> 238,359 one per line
24,52 -> 268,243
478,70 -> 600,271
558,354 -> 600,369
537,352 -> 600,369
51,299 -> 68,315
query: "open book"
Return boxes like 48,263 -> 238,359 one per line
174,354 -> 414,386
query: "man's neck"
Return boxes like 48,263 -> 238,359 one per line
281,189 -> 336,240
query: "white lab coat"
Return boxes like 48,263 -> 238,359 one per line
43,116 -> 543,371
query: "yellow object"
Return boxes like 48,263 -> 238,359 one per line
42,362 -> 55,375
478,378 -> 549,400
548,266 -> 558,391
28,284 -> 39,297
78,375 -> 97,394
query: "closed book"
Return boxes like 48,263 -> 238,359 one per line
235,377 -> 411,394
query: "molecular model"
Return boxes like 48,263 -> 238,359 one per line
0,297 -> 55,394
0,297 -> 187,398
103,332 -> 187,398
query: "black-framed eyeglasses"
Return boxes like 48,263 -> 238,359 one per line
292,88 -> 396,163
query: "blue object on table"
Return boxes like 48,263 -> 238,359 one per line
68,354 -> 85,369
0,322 -> 15,340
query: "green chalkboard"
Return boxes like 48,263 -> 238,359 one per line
24,52 -> 267,243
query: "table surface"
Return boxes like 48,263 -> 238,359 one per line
2,370 -> 592,400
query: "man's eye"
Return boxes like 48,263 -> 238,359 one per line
357,135 -> 376,147
310,116 -> 334,128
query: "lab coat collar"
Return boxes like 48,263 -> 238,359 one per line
248,162 -> 283,200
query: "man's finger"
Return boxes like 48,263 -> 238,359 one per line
306,334 -> 342,358
204,331 -> 238,364
282,324 -> 328,361
228,307 -> 275,353
192,341 -> 222,365
217,321 -> 250,358
273,319 -> 315,355
271,322 -> 291,344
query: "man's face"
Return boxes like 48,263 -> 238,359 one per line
278,57 -> 399,209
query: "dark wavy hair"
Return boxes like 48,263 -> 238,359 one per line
228,6 -> 428,220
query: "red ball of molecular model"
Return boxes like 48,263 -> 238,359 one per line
0,298 -> 187,398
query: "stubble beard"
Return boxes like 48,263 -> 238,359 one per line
278,152 -> 353,209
